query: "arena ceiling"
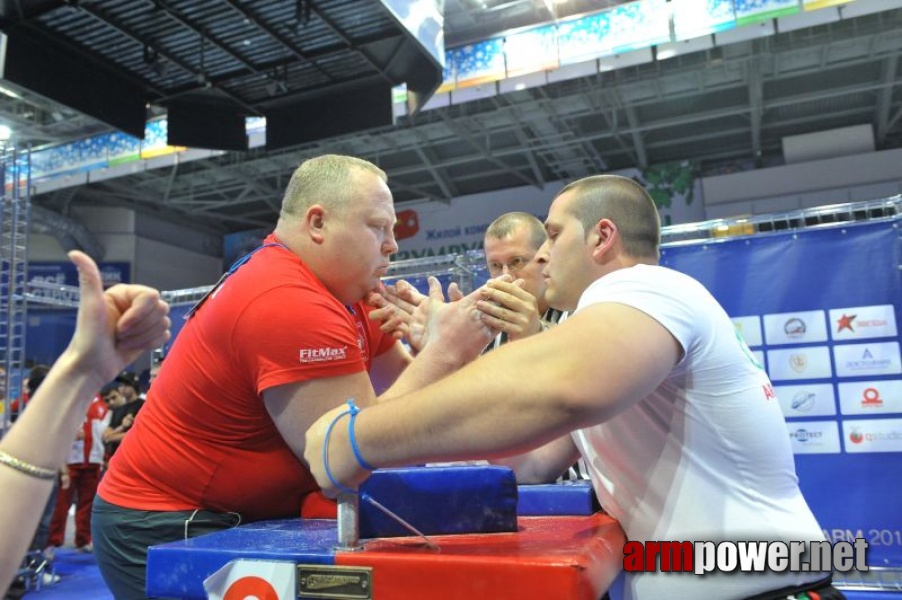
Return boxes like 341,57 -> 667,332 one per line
0,0 -> 900,249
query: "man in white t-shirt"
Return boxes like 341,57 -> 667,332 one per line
307,175 -> 837,600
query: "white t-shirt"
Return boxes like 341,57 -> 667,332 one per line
571,265 -> 825,600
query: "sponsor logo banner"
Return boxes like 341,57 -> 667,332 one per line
763,310 -> 828,346
732,315 -> 763,348
767,346 -> 833,381
299,346 -> 348,363
842,418 -> 902,453
787,421 -> 841,454
204,559 -> 296,600
833,342 -> 902,378
830,304 -> 898,341
775,383 -> 837,417
838,380 -> 902,415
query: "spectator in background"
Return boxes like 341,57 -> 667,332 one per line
47,387 -> 110,553
116,371 -> 142,407
148,354 -> 164,387
98,383 -> 124,472
102,372 -> 143,458
6,367 -> 29,424
99,382 -> 125,411
0,250 -> 170,595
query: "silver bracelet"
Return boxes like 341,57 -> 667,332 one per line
0,449 -> 58,480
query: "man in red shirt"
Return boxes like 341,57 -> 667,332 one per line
92,154 -> 494,599
47,393 -> 109,552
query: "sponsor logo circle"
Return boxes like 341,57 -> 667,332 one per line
789,354 -> 808,373
861,387 -> 883,408
791,392 -> 816,412
223,576 -> 279,600
784,318 -> 806,338
791,429 -> 822,443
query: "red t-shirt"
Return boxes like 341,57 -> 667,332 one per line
98,236 -> 394,521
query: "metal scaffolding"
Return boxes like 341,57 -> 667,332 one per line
659,196 -> 902,247
0,145 -> 30,437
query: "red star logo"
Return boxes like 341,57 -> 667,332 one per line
836,314 -> 856,333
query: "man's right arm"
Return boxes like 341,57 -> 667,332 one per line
304,302 -> 682,496
263,371 -> 380,466
102,412 -> 132,445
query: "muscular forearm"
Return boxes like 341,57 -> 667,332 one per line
309,304 -> 679,495
323,334 -> 590,490
378,337 -> 479,402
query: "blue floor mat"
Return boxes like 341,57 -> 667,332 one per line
22,548 -> 111,600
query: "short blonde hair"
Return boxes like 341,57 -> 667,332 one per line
280,154 -> 387,217
556,175 -> 661,260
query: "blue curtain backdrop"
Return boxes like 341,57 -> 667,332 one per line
661,219 -> 902,565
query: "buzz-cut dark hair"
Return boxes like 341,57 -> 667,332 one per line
555,175 -> 661,260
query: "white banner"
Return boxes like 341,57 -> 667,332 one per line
838,380 -> 902,415
774,383 -> 837,418
833,342 -> 902,378
763,310 -> 828,346
787,421 -> 841,454
767,346 -> 833,381
843,418 -> 902,453
829,304 -> 898,341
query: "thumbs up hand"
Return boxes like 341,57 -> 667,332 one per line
65,251 -> 171,386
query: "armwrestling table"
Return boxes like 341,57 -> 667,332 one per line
146,467 -> 625,600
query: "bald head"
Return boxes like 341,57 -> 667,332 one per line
555,175 -> 661,260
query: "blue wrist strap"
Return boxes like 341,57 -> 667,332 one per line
322,405 -> 356,495
347,400 -> 376,471
321,398 -> 374,496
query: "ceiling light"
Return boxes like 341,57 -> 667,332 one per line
0,125 -> 12,141
656,48 -> 677,60
0,85 -> 21,99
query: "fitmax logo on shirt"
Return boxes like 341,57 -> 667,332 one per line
299,346 -> 348,363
